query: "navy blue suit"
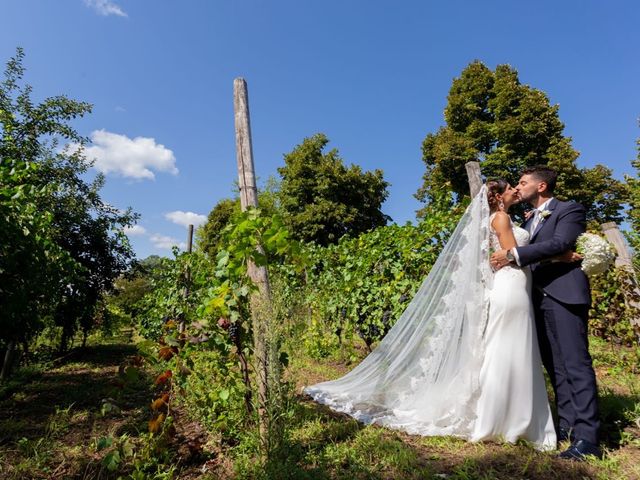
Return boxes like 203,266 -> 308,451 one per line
516,198 -> 599,445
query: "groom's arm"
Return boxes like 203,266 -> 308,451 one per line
514,202 -> 586,267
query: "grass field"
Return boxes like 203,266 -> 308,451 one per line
0,334 -> 638,479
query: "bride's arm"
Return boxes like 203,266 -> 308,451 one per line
491,212 -> 517,251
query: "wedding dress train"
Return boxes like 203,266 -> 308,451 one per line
304,188 -> 557,451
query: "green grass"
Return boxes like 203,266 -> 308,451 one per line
233,335 -> 639,480
1,331 -> 638,479
0,335 -> 155,480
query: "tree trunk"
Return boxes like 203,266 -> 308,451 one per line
0,341 -> 16,381
179,224 -> 194,335
21,341 -> 30,365
59,325 -> 73,355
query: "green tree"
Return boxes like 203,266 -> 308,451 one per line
277,133 -> 390,245
416,61 -> 627,223
626,132 -> 640,271
0,48 -> 136,358
197,177 -> 281,258
197,198 -> 239,258
1,48 -> 88,355
0,155 -> 68,363
109,255 -> 164,321
37,148 -> 137,351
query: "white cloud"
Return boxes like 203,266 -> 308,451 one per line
164,211 -> 207,228
81,129 -> 178,180
115,106 -> 126,112
84,0 -> 127,17
124,225 -> 147,236
150,234 -> 186,250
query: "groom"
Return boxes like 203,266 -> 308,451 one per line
491,165 -> 601,461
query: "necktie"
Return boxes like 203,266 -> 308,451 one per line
529,209 -> 540,234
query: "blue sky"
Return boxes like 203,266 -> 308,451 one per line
2,1 -> 639,259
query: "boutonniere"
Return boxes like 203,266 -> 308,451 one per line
539,209 -> 552,221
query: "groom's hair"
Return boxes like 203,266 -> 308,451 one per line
522,165 -> 557,193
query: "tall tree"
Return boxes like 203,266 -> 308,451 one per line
197,178 -> 280,258
277,133 -> 390,245
109,255 -> 164,321
416,61 -> 627,223
197,198 -> 239,258
626,132 -> 640,271
0,48 -> 136,357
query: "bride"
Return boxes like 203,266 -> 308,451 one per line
304,180 -> 557,450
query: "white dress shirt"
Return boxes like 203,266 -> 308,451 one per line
512,198 -> 554,266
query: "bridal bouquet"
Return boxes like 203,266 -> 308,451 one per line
576,233 -> 616,276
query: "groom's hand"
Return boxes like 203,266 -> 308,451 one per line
491,249 -> 511,270
524,209 -> 534,221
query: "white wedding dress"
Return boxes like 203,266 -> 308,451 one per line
469,213 -> 556,448
304,188 -> 557,451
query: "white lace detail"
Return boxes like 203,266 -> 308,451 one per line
305,194 -> 557,451
489,212 -> 531,251
304,186 -> 493,438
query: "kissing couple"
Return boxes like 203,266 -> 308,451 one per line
305,165 -> 601,461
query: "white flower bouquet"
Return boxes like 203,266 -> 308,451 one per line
576,233 -> 615,276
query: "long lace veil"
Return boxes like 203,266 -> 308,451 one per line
304,186 -> 493,436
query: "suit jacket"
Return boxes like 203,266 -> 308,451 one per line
515,198 -> 591,306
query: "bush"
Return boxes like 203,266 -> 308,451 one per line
589,267 -> 640,345
291,198 -> 465,356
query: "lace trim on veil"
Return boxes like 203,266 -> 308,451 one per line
304,186 -> 493,437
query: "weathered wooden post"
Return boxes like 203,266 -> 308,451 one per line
465,161 -> 483,198
601,222 -> 640,328
178,224 -> 194,334
601,222 -> 633,268
186,224 -> 194,254
233,77 -> 271,444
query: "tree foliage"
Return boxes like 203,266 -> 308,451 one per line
416,61 -> 627,223
199,135 -> 390,252
197,198 -> 239,259
626,132 -> 640,271
109,255 -> 164,322
134,210 -> 300,444
277,133 -> 390,245
271,194 -> 466,356
0,48 -> 136,355
197,178 -> 280,259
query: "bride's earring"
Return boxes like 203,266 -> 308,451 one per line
499,201 -> 505,211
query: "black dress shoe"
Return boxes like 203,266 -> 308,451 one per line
557,427 -> 574,443
558,439 -> 602,461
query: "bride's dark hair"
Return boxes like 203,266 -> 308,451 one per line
486,178 -> 509,212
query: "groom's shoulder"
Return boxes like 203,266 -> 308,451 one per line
555,199 -> 586,214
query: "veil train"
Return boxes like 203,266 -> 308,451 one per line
304,186 -> 492,437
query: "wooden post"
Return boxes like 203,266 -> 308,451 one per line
601,222 -> 633,268
234,78 -> 259,210
186,224 -> 194,254
178,225 -> 194,334
601,222 -> 640,327
465,161 -> 483,198
234,77 -> 271,445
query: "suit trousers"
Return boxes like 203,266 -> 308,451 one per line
532,289 -> 600,444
